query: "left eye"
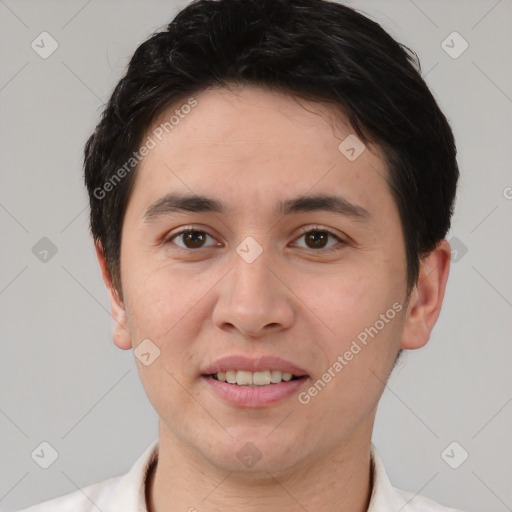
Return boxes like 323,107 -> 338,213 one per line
293,228 -> 343,251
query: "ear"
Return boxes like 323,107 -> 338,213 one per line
400,239 -> 451,350
94,241 -> 132,350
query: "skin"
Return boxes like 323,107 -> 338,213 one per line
95,84 -> 451,512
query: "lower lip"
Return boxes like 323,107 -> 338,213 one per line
202,375 -> 309,408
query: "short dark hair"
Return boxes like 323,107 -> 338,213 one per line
84,0 -> 459,298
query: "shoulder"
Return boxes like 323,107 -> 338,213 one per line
15,475 -> 123,512
370,444 -> 466,512
394,486 -> 465,512
15,440 -> 159,512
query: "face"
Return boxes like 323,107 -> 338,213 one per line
102,84 -> 429,475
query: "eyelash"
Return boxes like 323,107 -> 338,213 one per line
164,225 -> 346,253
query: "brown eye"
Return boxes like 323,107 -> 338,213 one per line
293,228 -> 344,252
304,231 -> 329,249
182,231 -> 207,248
168,229 -> 217,249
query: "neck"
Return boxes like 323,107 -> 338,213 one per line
146,423 -> 374,512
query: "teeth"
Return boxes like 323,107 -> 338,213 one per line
253,371 -> 271,385
213,370 -> 296,386
270,370 -> 282,383
236,370 -> 253,386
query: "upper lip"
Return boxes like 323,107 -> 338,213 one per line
201,355 -> 309,377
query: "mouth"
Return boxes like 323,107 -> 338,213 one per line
200,356 -> 310,407
206,370 -> 306,386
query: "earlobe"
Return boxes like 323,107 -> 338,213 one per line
399,239 -> 451,350
94,241 -> 132,351
113,325 -> 132,350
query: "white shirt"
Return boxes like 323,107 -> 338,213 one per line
17,440 -> 464,511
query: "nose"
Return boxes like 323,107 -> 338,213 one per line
211,244 -> 295,338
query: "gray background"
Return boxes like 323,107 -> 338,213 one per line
1,0 -> 511,510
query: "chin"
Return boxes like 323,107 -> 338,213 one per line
206,428 -> 308,474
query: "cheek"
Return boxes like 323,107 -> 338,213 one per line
122,271 -> 180,344
300,283 -> 404,439
123,274 -> 205,409
125,284 -> 169,341
307,268 -> 386,341
305,266 -> 403,380
123,268 -> 211,358
154,297 -> 173,317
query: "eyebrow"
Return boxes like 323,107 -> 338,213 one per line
143,193 -> 370,222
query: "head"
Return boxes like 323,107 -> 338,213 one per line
85,0 -> 457,474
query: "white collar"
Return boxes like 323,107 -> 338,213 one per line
103,440 -> 460,511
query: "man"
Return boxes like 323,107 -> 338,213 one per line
19,0 -> 463,510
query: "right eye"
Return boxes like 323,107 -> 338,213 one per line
165,228 -> 220,250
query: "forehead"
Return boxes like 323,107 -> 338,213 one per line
150,85 -> 359,162
127,84 -> 392,220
